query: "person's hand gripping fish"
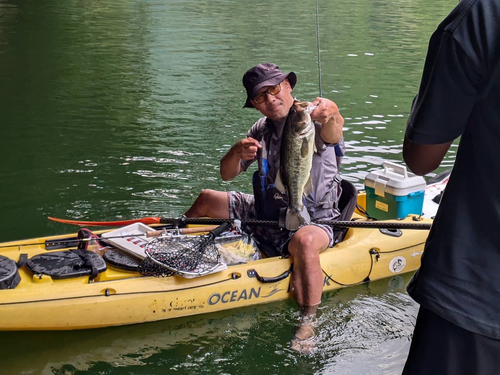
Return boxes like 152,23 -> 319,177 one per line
310,97 -> 344,144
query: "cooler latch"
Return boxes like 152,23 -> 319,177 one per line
374,176 -> 389,197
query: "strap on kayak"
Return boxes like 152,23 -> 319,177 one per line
247,264 -> 293,283
16,253 -> 28,268
69,249 -> 99,280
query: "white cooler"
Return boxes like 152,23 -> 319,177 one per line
364,162 -> 426,220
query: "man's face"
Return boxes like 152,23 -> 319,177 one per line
251,79 -> 294,122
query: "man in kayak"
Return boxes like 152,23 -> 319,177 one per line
402,0 -> 500,373
185,63 -> 350,350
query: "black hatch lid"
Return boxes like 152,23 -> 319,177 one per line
26,249 -> 106,280
0,255 -> 21,290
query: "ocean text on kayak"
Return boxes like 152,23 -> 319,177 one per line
208,287 -> 261,305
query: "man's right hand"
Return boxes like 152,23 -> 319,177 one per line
235,137 -> 262,160
220,137 -> 261,181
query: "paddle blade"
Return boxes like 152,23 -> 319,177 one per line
47,216 -> 162,226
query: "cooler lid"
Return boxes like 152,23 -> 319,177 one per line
364,162 -> 426,197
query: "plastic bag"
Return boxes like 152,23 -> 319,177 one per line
215,231 -> 261,266
77,228 -> 112,257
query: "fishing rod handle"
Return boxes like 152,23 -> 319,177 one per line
146,226 -> 219,237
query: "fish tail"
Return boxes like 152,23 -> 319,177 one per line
285,206 -> 311,231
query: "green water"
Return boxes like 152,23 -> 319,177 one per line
0,0 -> 456,373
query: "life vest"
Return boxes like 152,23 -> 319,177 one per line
251,118 -> 288,222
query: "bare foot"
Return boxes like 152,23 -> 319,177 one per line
290,317 -> 317,354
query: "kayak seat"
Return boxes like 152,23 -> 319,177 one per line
103,249 -> 141,272
104,249 -> 178,276
333,179 -> 359,244
26,249 -> 107,280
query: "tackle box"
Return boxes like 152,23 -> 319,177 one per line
364,162 -> 426,220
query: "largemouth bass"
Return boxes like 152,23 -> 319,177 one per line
275,100 -> 317,230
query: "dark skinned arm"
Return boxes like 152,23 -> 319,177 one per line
402,135 -> 453,176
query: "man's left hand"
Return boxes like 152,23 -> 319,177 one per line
310,97 -> 339,125
310,97 -> 344,144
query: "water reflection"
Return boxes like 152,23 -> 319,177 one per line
0,0 -> 456,373
1,0 -> 456,242
2,274 -> 416,375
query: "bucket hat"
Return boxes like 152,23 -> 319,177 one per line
242,63 -> 297,108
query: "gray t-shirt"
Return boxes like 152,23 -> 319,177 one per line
405,0 -> 500,339
241,115 -> 345,221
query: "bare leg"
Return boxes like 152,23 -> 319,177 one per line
288,225 -> 330,353
288,225 -> 330,306
184,189 -> 230,218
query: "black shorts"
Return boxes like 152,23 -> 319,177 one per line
403,306 -> 500,375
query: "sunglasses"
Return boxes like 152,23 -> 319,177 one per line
253,83 -> 282,104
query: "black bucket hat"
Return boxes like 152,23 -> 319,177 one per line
242,63 -> 297,108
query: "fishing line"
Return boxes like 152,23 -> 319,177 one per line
315,0 -> 323,97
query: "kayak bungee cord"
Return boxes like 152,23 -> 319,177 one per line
48,215 -> 432,230
322,242 -> 426,287
174,217 -> 432,230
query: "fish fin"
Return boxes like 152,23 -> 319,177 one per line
313,141 -> 317,154
275,170 -> 286,194
285,206 -> 311,231
301,138 -> 310,158
303,176 -> 313,196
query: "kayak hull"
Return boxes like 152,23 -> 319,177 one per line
0,215 -> 427,330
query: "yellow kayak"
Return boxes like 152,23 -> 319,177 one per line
0,184 -> 445,331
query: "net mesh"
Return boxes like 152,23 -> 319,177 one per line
138,258 -> 176,277
143,235 -> 221,276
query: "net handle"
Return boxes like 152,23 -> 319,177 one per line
207,222 -> 232,240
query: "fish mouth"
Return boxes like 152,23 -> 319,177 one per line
299,129 -> 313,137
298,123 -> 315,138
305,104 -> 318,114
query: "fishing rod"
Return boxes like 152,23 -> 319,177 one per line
315,0 -> 323,97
